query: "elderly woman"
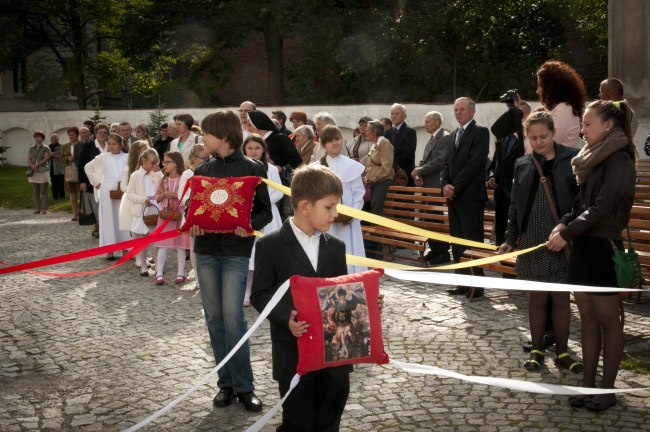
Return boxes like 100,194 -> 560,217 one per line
61,127 -> 82,220
364,120 -> 393,216
293,125 -> 316,165
535,60 -> 587,149
498,110 -> 580,374
348,116 -> 373,166
548,100 -> 636,411
27,130 -> 51,214
48,133 -> 65,201
311,112 -> 340,162
289,111 -> 308,130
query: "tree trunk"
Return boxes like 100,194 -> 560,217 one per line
262,14 -> 284,105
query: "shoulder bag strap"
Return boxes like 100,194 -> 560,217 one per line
532,157 -> 570,260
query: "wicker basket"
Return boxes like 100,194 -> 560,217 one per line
159,207 -> 181,221
142,203 -> 159,227
110,181 -> 124,200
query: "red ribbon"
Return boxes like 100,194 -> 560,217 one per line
0,184 -> 191,278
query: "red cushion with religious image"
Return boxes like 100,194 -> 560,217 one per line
179,175 -> 261,235
289,268 -> 389,375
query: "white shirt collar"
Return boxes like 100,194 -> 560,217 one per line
289,217 -> 321,271
263,131 -> 273,140
95,139 -> 108,153
459,119 -> 474,130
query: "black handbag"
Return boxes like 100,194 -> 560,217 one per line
78,207 -> 97,226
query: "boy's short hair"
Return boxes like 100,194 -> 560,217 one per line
290,165 -> 343,209
201,110 -> 243,150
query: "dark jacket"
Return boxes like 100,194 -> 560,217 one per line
418,128 -> 450,188
251,220 -> 351,383
193,149 -> 272,257
77,140 -> 100,192
505,143 -> 579,247
440,119 -> 489,202
388,123 -> 417,185
560,148 -> 635,242
153,136 -> 173,165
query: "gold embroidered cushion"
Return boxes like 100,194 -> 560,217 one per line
180,175 -> 261,235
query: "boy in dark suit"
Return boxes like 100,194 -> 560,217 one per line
251,164 -> 352,431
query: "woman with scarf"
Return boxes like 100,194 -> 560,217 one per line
548,100 -> 636,412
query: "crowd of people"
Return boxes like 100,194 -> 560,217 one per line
23,58 -> 642,428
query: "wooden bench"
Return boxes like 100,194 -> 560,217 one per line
361,186 -> 449,265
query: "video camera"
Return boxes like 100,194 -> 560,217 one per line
499,89 -> 519,104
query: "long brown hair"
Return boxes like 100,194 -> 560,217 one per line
319,125 -> 343,166
127,140 -> 150,176
586,100 -> 637,160
243,134 -> 269,172
162,151 -> 185,177
536,60 -> 587,117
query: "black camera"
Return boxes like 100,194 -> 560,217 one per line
499,89 -> 518,103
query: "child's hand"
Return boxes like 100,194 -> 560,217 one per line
188,225 -> 205,237
377,294 -> 384,313
144,199 -> 150,206
233,226 -> 248,238
288,310 -> 309,337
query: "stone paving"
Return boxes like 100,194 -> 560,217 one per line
1,208 -> 649,431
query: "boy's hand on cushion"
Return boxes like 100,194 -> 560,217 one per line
233,226 -> 248,238
188,225 -> 205,237
288,310 -> 309,337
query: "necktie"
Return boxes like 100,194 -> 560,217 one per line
455,127 -> 464,148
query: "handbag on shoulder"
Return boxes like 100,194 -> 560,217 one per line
611,227 -> 643,289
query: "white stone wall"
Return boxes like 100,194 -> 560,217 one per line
2,103 -> 649,166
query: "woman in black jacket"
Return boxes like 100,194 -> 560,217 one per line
499,110 -> 580,374
548,100 -> 636,411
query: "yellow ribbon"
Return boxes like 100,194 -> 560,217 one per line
262,178 -> 496,251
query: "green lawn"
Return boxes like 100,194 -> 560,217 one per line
0,165 -> 71,212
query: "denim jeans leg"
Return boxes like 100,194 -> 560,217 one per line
221,256 -> 254,393
196,254 -> 254,393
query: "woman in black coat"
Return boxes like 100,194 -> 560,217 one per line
499,110 -> 580,374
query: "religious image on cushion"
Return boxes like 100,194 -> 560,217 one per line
290,268 -> 389,375
180,175 -> 261,235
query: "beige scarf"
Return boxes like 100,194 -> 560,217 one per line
571,129 -> 629,184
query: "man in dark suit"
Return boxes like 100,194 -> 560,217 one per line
412,111 -> 451,264
441,97 -> 489,298
251,165 -> 352,431
488,102 -> 528,245
387,103 -> 417,185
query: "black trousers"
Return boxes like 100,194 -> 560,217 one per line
493,186 -> 510,246
51,174 -> 65,199
448,200 -> 485,277
277,367 -> 350,432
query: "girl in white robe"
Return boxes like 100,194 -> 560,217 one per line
314,125 -> 367,274
84,133 -> 130,259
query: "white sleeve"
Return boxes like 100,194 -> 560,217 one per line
350,175 -> 365,210
178,169 -> 194,204
267,165 -> 285,205
84,154 -> 103,186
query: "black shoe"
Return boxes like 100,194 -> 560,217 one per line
237,391 -> 263,412
569,395 -> 591,408
213,388 -> 234,407
522,334 -> 556,353
426,253 -> 451,265
447,286 -> 470,295
466,287 -> 484,299
140,271 -> 149,277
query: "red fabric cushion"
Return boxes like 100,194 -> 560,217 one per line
290,268 -> 389,375
180,175 -> 261,235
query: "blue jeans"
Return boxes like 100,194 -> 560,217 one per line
196,254 -> 254,393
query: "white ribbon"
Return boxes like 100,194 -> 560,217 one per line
391,360 -> 648,395
123,270 -> 647,432
122,280 -> 291,432
384,269 -> 643,293
245,373 -> 301,432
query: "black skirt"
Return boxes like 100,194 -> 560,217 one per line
566,235 -> 622,296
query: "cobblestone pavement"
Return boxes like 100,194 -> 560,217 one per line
1,208 -> 649,432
